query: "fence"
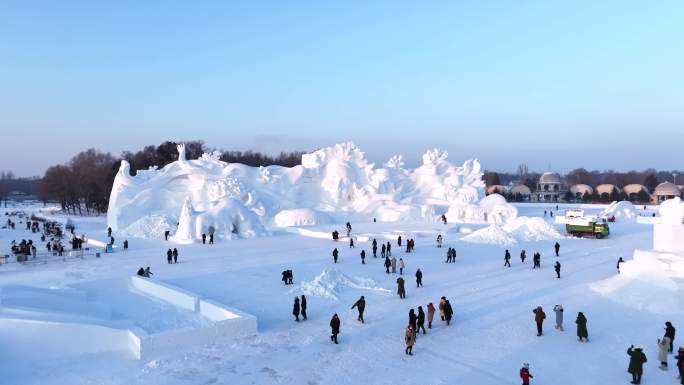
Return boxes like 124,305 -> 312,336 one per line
1,246 -> 110,266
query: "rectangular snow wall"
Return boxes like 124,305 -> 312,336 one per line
654,224 -> 684,254
128,276 -> 257,360
637,217 -> 661,225
0,318 -> 138,359
130,276 -> 199,312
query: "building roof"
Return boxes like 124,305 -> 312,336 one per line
596,184 -> 620,194
510,184 -> 532,195
539,172 -> 561,184
654,181 -> 681,196
622,184 -> 649,195
569,184 -> 593,195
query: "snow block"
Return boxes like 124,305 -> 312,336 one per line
654,224 -> 684,254
130,276 -> 199,312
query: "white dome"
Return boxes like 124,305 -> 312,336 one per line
510,184 -> 532,195
623,184 -> 649,195
596,184 -> 620,195
539,172 -> 561,184
655,182 -> 681,196
569,184 -> 593,195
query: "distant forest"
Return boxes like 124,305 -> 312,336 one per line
0,147 -> 681,213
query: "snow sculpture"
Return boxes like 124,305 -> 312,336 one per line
107,141 -> 516,241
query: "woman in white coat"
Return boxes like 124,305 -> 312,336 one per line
659,336 -> 671,369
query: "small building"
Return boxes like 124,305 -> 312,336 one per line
596,184 -> 620,200
654,181 -> 681,203
569,184 -> 593,201
532,172 -> 566,202
510,184 -> 532,201
622,184 -> 649,201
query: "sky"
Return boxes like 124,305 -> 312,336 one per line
1,1 -> 682,177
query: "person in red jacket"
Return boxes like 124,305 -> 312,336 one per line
520,363 -> 533,385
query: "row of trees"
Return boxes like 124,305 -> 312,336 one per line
493,187 -> 653,204
35,141 -> 306,213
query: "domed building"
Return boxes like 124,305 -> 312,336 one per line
510,184 -> 532,201
595,184 -> 620,200
654,181 -> 681,203
532,172 -> 566,202
622,184 -> 649,201
569,184 -> 593,201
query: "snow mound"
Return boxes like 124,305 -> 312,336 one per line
294,268 -> 391,300
591,275 -> 678,316
461,224 -> 517,245
502,217 -> 563,241
272,208 -> 332,227
660,197 -> 684,225
600,201 -> 638,221
119,214 -> 174,239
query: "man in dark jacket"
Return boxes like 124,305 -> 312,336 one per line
417,306 -> 426,334
330,314 -> 340,344
533,306 -> 546,336
554,242 -> 560,257
333,248 -> 339,263
202,233 -> 206,244
415,269 -> 423,287
385,256 -> 391,274
360,249 -> 366,264
172,248 -> 178,264
665,322 -> 676,353
444,300 -> 453,325
300,295 -> 307,320
352,296 -> 365,323
166,249 -> 173,264
293,297 -> 301,322
504,249 -> 511,267
554,261 -> 561,279
397,277 -> 406,298
408,309 -> 417,335
627,345 -> 647,384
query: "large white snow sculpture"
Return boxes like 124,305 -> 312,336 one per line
107,142 -> 515,241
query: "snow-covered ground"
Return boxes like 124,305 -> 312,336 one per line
0,201 -> 679,385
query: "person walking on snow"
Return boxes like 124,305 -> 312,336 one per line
360,249 -> 366,264
520,250 -> 526,263
533,306 -> 546,336
417,306 -> 427,335
436,234 -> 443,248
617,257 -> 625,274
398,258 -> 405,275
300,295 -> 307,320
292,297 -> 301,322
627,345 -> 647,384
576,312 -> 588,342
372,239 -> 378,257
381,243 -> 386,258
349,237 -> 354,248
172,248 -> 178,264
167,249 -> 172,264
405,325 -> 415,355
384,256 -> 391,274
391,256 -> 397,273
665,322 -> 676,353
533,252 -> 541,269
397,277 -> 406,298
352,296 -> 365,323
444,299 -> 453,325
553,305 -> 564,331
674,346 -> 684,380
408,309 -> 417,335
554,261 -> 561,278
386,242 -> 391,256
554,242 -> 560,257
659,336 -> 671,369
330,314 -> 340,344
345,222 -> 352,237
520,363 -> 533,385
333,248 -> 339,264
202,233 -> 206,244
439,297 -> 446,321
504,249 -> 511,267
415,269 -> 423,287
427,302 -> 435,328
398,235 -> 402,246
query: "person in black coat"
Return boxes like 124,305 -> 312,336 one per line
330,314 -> 340,344
417,306 -> 427,335
384,256 -> 391,274
372,239 -> 378,257
398,235 -> 402,246
202,233 -> 206,244
408,309 -> 417,335
360,249 -> 366,264
137,267 -> 145,276
300,295 -> 307,320
554,242 -> 560,257
627,345 -> 647,384
520,249 -> 526,263
397,277 -> 406,298
555,261 -> 561,279
444,300 -> 453,325
172,248 -> 178,264
352,296 -> 365,323
209,233 -> 214,244
415,269 -> 423,287
166,249 -> 173,264
381,243 -> 386,258
386,242 -> 391,256
504,249 -> 511,267
332,248 -> 339,263
665,322 -> 676,353
293,297 -> 301,321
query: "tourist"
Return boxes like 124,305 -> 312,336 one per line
300,295 -> 307,320
352,296 -> 365,323
172,248 -> 178,263
553,304 -> 564,331
533,306 -> 546,336
166,249 -> 172,264
360,249 -> 366,264
417,306 -> 426,335
330,314 -> 340,344
554,242 -> 560,256
405,325 -> 415,355
398,258 -> 405,275
292,297 -> 301,321
520,363 -> 534,385
427,302 -> 435,328
504,249 -> 511,267
666,322 -> 676,353
397,277 -> 406,298
444,299 -> 453,325
576,312 -> 588,342
333,248 -> 339,263
554,261 -> 561,279
627,345 -> 647,384
415,269 -> 423,287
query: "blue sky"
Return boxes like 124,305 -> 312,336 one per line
1,1 -> 682,176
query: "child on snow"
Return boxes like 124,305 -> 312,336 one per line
520,363 -> 533,385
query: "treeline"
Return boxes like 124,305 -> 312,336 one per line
35,141 -> 306,213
